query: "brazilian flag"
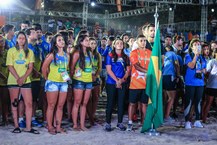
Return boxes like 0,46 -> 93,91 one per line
141,27 -> 163,132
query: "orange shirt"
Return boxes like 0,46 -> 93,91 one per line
129,48 -> 151,89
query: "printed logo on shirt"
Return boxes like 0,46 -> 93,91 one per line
15,53 -> 26,64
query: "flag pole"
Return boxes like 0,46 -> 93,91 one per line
146,5 -> 160,136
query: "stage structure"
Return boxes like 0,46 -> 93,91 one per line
1,0 -> 216,41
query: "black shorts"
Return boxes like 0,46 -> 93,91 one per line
129,89 -> 149,104
32,81 -> 41,102
7,83 -> 31,89
206,88 -> 217,97
163,75 -> 176,91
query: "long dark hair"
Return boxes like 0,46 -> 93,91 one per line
89,37 -> 100,61
74,35 -> 92,70
50,34 -> 67,65
111,38 -> 130,66
16,31 -> 29,58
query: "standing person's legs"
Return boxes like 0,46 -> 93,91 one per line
55,92 -> 67,133
66,86 -> 73,121
165,90 -> 176,119
0,87 -> 9,124
117,84 -> 127,124
21,88 -> 33,131
46,91 -> 58,133
80,89 -> 91,130
92,84 -> 100,120
194,86 -> 204,121
105,84 -> 116,124
8,87 -> 20,129
202,90 -> 214,123
72,88 -> 83,129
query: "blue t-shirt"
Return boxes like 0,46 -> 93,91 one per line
106,53 -> 127,84
38,40 -> 51,60
97,46 -> 106,69
184,54 -> 206,86
102,45 -> 112,57
28,43 -> 43,60
163,51 -> 178,76
5,39 -> 15,49
124,48 -> 131,57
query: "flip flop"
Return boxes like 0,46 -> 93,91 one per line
23,128 -> 40,134
48,128 -> 57,135
56,128 -> 67,134
12,127 -> 21,133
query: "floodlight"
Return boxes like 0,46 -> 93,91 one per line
0,0 -> 12,7
211,8 -> 215,12
91,2 -> 96,7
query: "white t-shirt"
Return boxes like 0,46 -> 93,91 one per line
206,59 -> 217,89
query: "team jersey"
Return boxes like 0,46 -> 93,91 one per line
129,48 -> 151,89
6,47 -> 35,85
92,54 -> 101,78
28,43 -> 43,81
184,54 -> 206,86
5,38 -> 15,49
73,53 -> 92,83
97,46 -> 106,69
106,53 -> 129,84
0,50 -> 9,86
48,53 -> 69,82
163,51 -> 178,76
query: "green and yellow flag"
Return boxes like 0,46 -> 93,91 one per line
141,27 -> 163,132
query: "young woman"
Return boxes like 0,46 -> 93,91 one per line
42,34 -> 69,135
0,36 -> 9,125
163,46 -> 180,123
184,38 -> 206,129
6,31 -> 39,134
104,38 -> 130,131
87,37 -> 102,125
70,34 -> 92,131
202,48 -> 217,123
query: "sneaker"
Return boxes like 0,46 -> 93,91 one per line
104,123 -> 112,132
164,116 -> 175,123
185,121 -> 192,129
126,123 -> 133,131
194,120 -> 203,128
32,120 -> 43,127
19,120 -> 26,128
116,123 -> 126,131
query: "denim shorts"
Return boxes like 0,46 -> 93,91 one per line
72,79 -> 93,90
45,80 -> 68,92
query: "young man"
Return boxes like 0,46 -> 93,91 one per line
97,37 -> 107,96
3,24 -> 15,49
127,35 -> 152,131
26,28 -> 43,127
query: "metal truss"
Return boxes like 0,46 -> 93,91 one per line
50,0 -> 130,6
108,4 -> 169,19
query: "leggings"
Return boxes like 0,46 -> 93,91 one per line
184,85 -> 204,121
106,83 -> 127,124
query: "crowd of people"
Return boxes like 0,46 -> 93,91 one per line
0,20 -> 216,135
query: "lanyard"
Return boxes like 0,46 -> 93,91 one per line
137,49 -> 147,65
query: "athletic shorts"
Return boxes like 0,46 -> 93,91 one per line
8,83 -> 31,89
206,88 -> 217,97
129,89 -> 149,104
163,75 -> 177,91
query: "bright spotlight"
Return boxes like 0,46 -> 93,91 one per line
169,7 -> 173,11
0,0 -> 12,7
91,2 -> 96,7
211,8 -> 215,12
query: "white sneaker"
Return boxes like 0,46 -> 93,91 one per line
185,121 -> 192,129
194,120 -> 203,128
